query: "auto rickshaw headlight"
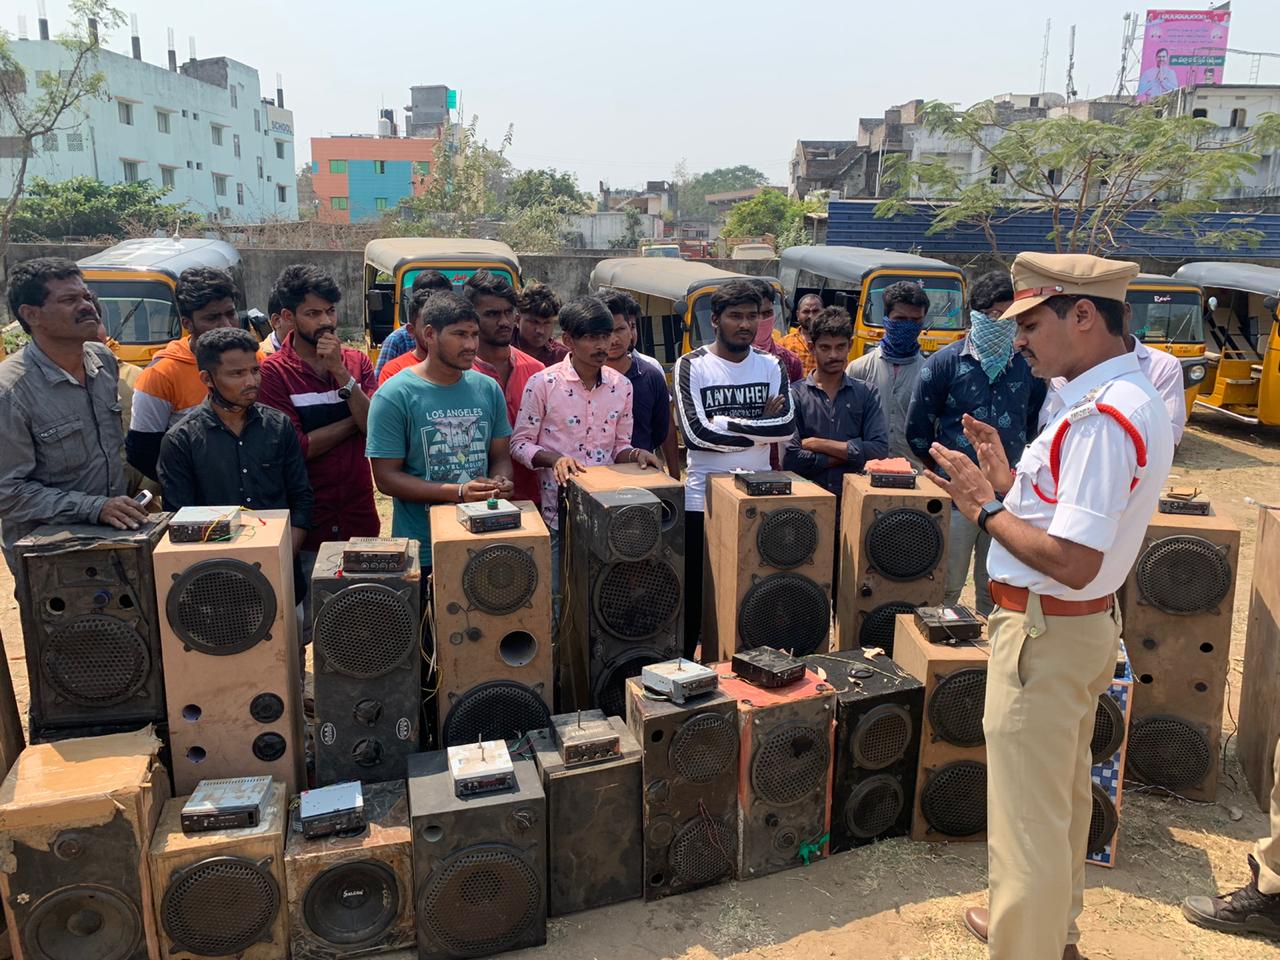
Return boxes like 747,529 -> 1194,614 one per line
1185,363 -> 1207,387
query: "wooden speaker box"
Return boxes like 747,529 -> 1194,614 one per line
714,661 -> 836,879
285,781 -> 415,959
892,615 -> 991,842
152,513 -> 304,795
430,501 -> 554,746
0,728 -> 168,960
704,474 -> 836,663
836,474 -> 950,655
530,711 -> 643,915
1120,507 -> 1240,802
562,466 -> 686,715
1088,645 -> 1134,868
149,783 -> 287,960
625,677 -> 738,901
1241,505 -> 1280,811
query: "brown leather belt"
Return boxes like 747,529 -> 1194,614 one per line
989,581 -> 1113,617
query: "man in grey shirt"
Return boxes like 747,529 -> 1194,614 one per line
847,280 -> 930,465
0,258 -> 148,571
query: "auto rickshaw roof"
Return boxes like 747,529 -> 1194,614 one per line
780,245 -> 962,283
1131,273 -> 1203,292
590,257 -> 780,302
77,238 -> 241,278
1173,262 -> 1280,299
364,238 -> 521,277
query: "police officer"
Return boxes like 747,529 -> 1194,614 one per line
924,252 -> 1174,960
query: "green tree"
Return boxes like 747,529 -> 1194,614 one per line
506,168 -> 590,215
10,176 -> 198,240
399,116 -> 514,236
608,207 -> 644,250
875,99 -> 1280,256
723,190 -> 804,241
676,164 -> 767,219
498,196 -> 580,253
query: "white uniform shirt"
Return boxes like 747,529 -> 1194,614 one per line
987,351 -> 1174,600
1040,338 -> 1186,444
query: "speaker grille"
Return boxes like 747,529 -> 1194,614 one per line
1091,693 -> 1125,764
1127,714 -> 1212,790
737,573 -> 830,656
1088,782 -> 1118,855
858,602 -> 917,655
593,651 -> 665,718
920,760 -> 987,837
670,713 -> 739,784
844,774 -> 905,840
852,704 -> 913,770
303,859 -> 399,947
462,545 -> 538,616
419,845 -> 540,957
865,508 -> 944,581
928,668 -> 987,747
161,856 -> 279,957
750,722 -> 830,806
1135,535 -> 1232,615
609,505 -> 661,560
42,615 -> 150,707
315,583 -> 417,678
167,559 -> 277,655
441,681 -> 551,748
593,559 -> 681,641
757,508 -> 818,569
24,884 -> 142,960
669,815 -> 735,886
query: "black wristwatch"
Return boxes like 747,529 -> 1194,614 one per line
337,375 -> 357,399
977,500 -> 1006,532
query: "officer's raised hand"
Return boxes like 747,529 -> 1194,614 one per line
962,414 -> 1014,496
924,443 -> 996,524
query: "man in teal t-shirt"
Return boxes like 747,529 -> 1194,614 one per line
367,291 -> 514,566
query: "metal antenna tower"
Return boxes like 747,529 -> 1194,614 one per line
1115,11 -> 1140,97
1066,25 -> 1078,100
1039,19 -> 1052,93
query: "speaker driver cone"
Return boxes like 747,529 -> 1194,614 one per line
844,774 -> 905,840
1088,782 -> 1118,855
1135,535 -> 1232,615
920,760 -> 987,837
161,856 -> 279,957
315,584 -> 416,678
1127,714 -> 1212,790
440,681 -> 550,748
737,573 -> 830,656
865,508 -> 944,581
303,859 -> 399,947
1091,692 -> 1125,764
42,615 -> 150,707
757,508 -> 819,570
419,844 -> 540,957
167,559 -> 277,656
24,884 -> 142,960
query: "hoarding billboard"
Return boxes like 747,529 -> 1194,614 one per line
1136,8 -> 1232,101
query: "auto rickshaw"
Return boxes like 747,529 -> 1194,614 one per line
363,238 -> 522,362
1173,261 -> 1280,426
778,245 -> 967,357
589,258 -> 786,376
1126,273 -> 1210,412
78,238 -> 249,367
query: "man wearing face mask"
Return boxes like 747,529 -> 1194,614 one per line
847,281 -> 930,464
906,272 -> 1046,617
749,279 -> 803,384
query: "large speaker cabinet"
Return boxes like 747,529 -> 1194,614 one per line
285,781 -> 415,959
311,540 -> 422,784
0,629 -> 22,960
714,662 -> 835,879
530,712 -> 643,915
149,783 -> 287,960
563,466 -> 685,715
1120,507 -> 1240,802
837,474 -> 950,655
704,474 -> 836,663
893,615 -> 991,842
407,750 -> 547,960
1241,505 -> 1280,811
625,677 -> 739,901
429,501 -> 553,746
1089,645 -> 1134,868
14,518 -> 170,737
805,649 -> 924,852
152,512 -> 304,795
0,728 -> 167,960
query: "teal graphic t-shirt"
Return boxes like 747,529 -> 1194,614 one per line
365,368 -> 512,563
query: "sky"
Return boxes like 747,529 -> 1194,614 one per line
22,1 -> 1280,191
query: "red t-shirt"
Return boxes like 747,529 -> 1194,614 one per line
472,347 -> 544,504
376,349 -> 422,388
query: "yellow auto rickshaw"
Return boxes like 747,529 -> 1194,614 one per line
78,238 -> 249,367
1127,273 -> 1210,413
588,258 -> 786,376
778,245 -> 967,357
1173,261 -> 1280,427
363,238 -> 522,362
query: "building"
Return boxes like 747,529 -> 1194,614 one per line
309,134 -> 438,223
0,29 -> 297,223
704,186 -> 785,214
790,141 -> 867,200
1166,84 -> 1280,200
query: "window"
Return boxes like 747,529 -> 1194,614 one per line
254,109 -> 260,132
375,197 -> 388,210
1192,108 -> 1208,119
192,111 -> 199,120
42,132 -> 58,152
161,166 -> 176,189
257,157 -> 264,179
1047,168 -> 1060,185
196,161 -> 203,170
1230,108 -> 1247,128
230,85 -> 238,108
275,140 -> 285,159
328,159 -> 347,174
373,160 -> 386,174
1030,96 -> 1040,107
218,206 -> 231,219
156,110 -> 170,134
331,197 -> 348,210
213,174 -> 228,197
236,183 -> 244,205
413,160 -> 430,176
118,100 -> 134,125
233,133 -> 241,158
277,184 -> 287,203
122,160 -> 139,183
181,109 -> 188,118
66,132 -> 83,152
990,166 -> 1006,184
211,124 -> 223,146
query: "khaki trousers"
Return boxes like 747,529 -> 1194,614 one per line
985,593 -> 1120,959
1254,736 -> 1280,894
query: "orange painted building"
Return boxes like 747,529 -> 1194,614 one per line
310,136 -> 438,223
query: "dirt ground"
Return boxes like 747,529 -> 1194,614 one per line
3,414 -> 1280,960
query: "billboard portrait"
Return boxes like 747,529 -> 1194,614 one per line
1136,8 -> 1232,101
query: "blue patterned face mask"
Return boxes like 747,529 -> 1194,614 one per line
969,309 -> 1016,381
880,318 -> 923,360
